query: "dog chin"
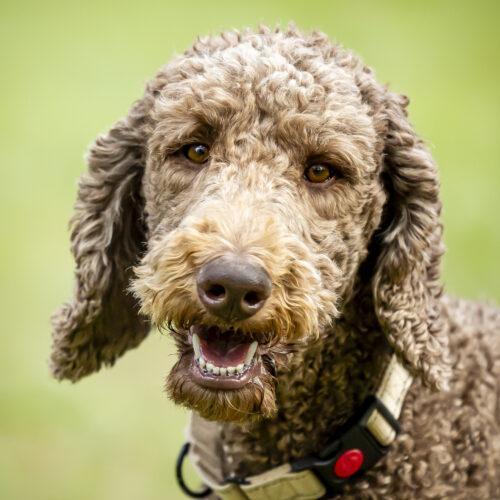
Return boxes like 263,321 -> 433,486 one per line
165,351 -> 277,423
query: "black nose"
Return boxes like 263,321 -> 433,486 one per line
196,255 -> 272,322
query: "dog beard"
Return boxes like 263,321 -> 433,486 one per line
166,352 -> 278,422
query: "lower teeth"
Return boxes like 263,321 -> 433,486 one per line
196,357 -> 248,376
191,334 -> 258,377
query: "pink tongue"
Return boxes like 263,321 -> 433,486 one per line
200,338 -> 250,367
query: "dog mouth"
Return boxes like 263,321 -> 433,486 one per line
188,324 -> 262,390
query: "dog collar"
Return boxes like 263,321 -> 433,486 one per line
177,354 -> 413,499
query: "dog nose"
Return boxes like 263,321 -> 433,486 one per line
196,255 -> 272,321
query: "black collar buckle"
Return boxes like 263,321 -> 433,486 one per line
291,395 -> 400,496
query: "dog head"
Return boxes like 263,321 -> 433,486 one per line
51,27 -> 450,422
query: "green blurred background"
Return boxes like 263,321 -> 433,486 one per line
1,1 -> 499,499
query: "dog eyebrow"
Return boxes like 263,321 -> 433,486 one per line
157,82 -> 243,125
272,116 -> 370,181
152,103 -> 216,158
152,88 -> 241,154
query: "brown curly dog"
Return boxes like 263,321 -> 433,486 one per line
51,26 -> 500,498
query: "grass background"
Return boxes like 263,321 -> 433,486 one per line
0,1 -> 499,499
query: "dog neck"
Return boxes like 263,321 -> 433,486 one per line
219,299 -> 391,478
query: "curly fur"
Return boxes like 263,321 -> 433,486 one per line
51,25 -> 500,497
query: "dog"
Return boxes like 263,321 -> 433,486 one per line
51,26 -> 500,498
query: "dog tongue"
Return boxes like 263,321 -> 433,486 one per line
199,335 -> 251,367
192,325 -> 252,367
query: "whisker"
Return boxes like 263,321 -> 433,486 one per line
223,392 -> 260,417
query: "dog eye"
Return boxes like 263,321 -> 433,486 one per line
183,144 -> 210,164
304,164 -> 335,184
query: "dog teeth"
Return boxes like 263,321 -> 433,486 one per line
245,341 -> 258,366
192,333 -> 201,358
195,342 -> 259,377
195,357 -> 248,377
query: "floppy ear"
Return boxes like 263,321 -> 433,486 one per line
51,99 -> 151,381
372,91 -> 451,390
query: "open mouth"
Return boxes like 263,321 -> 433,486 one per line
189,324 -> 261,390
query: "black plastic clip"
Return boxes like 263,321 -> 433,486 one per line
291,395 -> 400,496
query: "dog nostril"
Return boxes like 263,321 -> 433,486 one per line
205,284 -> 226,301
243,291 -> 261,307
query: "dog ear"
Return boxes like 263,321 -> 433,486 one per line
372,91 -> 451,390
51,99 -> 151,382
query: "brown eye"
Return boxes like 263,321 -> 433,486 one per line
304,164 -> 334,184
183,143 -> 210,164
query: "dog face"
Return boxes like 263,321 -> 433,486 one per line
133,36 -> 385,420
51,27 -> 450,422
